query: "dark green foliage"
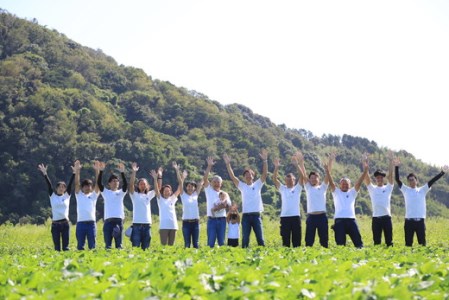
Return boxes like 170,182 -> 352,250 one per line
1,10 -> 449,224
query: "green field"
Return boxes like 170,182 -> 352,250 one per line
1,217 -> 449,299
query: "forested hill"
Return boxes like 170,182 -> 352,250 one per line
1,10 -> 448,224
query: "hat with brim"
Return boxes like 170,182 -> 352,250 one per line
373,170 -> 386,177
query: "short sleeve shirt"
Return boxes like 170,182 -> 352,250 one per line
305,182 -> 328,213
50,192 -> 70,220
332,187 -> 358,219
181,192 -> 200,220
238,179 -> 264,213
130,191 -> 155,224
400,184 -> 430,219
367,183 -> 393,217
76,191 -> 99,222
279,183 -> 302,217
158,195 -> 179,229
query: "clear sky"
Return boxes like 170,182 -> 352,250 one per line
1,0 -> 448,166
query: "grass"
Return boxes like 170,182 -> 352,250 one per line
1,216 -> 449,299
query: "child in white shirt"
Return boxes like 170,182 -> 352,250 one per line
226,204 -> 240,247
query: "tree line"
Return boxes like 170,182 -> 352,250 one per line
1,10 -> 449,224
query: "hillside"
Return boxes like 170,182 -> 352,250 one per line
1,9 -> 449,224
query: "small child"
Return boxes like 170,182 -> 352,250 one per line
211,191 -> 230,217
226,203 -> 240,247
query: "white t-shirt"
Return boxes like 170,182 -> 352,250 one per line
130,191 -> 155,224
76,191 -> 99,222
238,179 -> 264,213
157,195 -> 179,230
205,186 -> 230,217
181,192 -> 200,220
367,183 -> 393,217
332,187 -> 358,219
102,188 -> 126,219
279,183 -> 302,217
228,222 -> 240,239
400,184 -> 430,219
305,182 -> 328,213
50,192 -> 71,221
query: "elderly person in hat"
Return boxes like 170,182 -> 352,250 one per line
326,153 -> 368,248
363,152 -> 395,246
203,156 -> 231,248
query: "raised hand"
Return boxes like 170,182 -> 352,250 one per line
442,165 -> 449,173
93,160 -> 100,171
150,170 -> 158,178
361,153 -> 369,167
117,162 -> 125,173
392,157 -> 401,167
38,163 -> 48,176
295,150 -> 304,162
362,157 -> 369,170
362,152 -> 369,162
95,161 -> 106,171
182,170 -> 188,180
172,161 -> 179,170
131,162 -> 139,173
259,149 -> 268,161
157,167 -> 164,177
206,156 -> 216,166
223,153 -> 231,165
273,158 -> 281,168
328,151 -> 336,161
72,160 -> 81,173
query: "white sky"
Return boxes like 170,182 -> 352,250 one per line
1,0 -> 448,166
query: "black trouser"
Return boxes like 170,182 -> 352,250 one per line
228,238 -> 239,247
333,218 -> 363,248
372,215 -> 393,246
51,220 -> 70,251
404,219 -> 426,246
280,216 -> 301,247
305,213 -> 328,248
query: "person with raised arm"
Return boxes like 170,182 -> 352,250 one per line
152,163 -> 182,246
97,161 -> 128,249
327,153 -> 368,248
203,156 -> 230,248
224,149 -> 268,248
363,152 -> 395,246
128,162 -> 158,250
394,158 -> 448,246
38,162 -> 75,251
272,153 -> 305,247
178,164 -> 204,249
75,160 -> 100,250
303,153 -> 331,248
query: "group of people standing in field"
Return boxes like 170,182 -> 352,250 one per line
39,149 -> 448,251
